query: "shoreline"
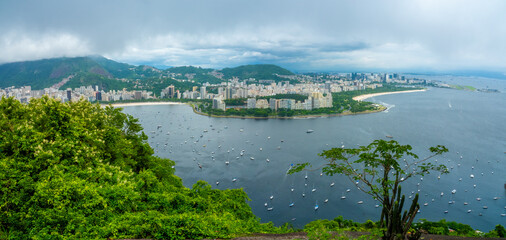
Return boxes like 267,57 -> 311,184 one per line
352,89 -> 427,101
103,101 -> 186,107
191,104 -> 388,119
105,89 -> 424,118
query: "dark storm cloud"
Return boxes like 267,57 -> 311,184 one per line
1,0 -> 505,72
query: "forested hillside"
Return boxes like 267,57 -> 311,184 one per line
0,97 -> 290,239
0,56 -> 296,90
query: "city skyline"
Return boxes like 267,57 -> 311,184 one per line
1,0 -> 505,73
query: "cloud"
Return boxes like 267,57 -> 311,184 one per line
1,0 -> 506,72
0,31 -> 91,63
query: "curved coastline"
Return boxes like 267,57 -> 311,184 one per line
352,89 -> 427,101
103,101 -> 185,108
109,89 -> 425,118
191,104 -> 387,119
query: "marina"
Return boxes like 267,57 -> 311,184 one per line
122,84 -> 506,232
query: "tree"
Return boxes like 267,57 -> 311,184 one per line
0,96 -> 286,239
289,139 -> 448,240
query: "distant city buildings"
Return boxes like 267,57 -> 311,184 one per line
1,72 -> 428,108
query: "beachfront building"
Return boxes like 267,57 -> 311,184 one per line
247,98 -> 256,109
212,97 -> 226,111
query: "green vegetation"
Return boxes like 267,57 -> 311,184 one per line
168,66 -> 222,84
62,72 -> 131,91
0,96 -> 292,239
0,56 -> 165,90
302,217 -> 505,240
224,98 -> 247,106
199,85 -> 422,118
132,77 -> 196,97
221,64 -> 295,82
259,93 -> 308,102
0,57 -> 110,89
450,84 -> 477,91
289,140 -> 449,240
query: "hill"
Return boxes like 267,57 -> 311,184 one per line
0,57 -> 113,89
0,97 -> 291,239
0,56 -> 297,90
166,66 -> 222,84
221,64 -> 294,82
0,56 -> 163,90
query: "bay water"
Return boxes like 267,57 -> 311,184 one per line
121,76 -> 506,231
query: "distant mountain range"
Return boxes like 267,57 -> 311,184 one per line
0,56 -> 295,90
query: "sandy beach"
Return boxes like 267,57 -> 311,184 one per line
352,89 -> 427,101
103,101 -> 186,107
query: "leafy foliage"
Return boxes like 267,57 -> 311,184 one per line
289,140 -> 448,240
224,98 -> 247,106
259,93 -> 309,102
0,96 -> 286,239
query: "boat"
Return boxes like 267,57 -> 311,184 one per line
264,203 -> 268,207
330,182 -> 335,187
266,158 -> 270,162
289,203 -> 294,207
225,161 -> 229,165
470,174 -> 474,178
250,157 -> 254,160
444,210 -> 449,214
451,189 -> 457,194
476,198 -> 481,201
346,189 -> 351,192
424,203 -> 428,206
312,188 -> 316,192
341,196 -> 346,199
216,181 -> 219,185
232,178 -> 237,182
386,135 -> 393,138
483,206 -> 488,209
357,201 -> 364,204
302,193 -> 306,197
267,207 -> 273,211
270,195 -> 274,200
464,202 -> 468,205
467,210 -> 472,213
306,129 -> 314,133
314,203 -> 319,211
375,205 -> 379,208
324,199 -> 328,203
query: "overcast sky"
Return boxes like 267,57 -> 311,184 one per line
1,0 -> 505,72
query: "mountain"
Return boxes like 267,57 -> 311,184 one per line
0,57 -> 113,90
0,56 -> 297,90
0,56 -> 165,90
